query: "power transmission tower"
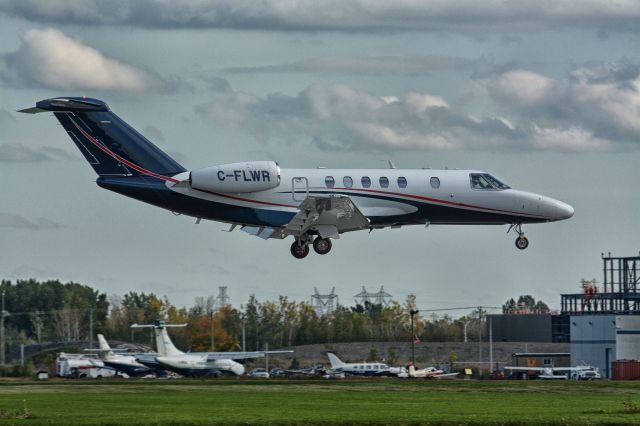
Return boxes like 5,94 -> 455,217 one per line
215,286 -> 230,310
311,287 -> 338,316
354,286 -> 392,307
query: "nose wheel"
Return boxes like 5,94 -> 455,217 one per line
508,223 -> 529,250
515,236 -> 529,250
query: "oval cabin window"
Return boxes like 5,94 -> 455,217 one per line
325,176 -> 335,188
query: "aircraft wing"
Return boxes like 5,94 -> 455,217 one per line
283,195 -> 370,239
433,372 -> 460,379
503,367 -> 545,372
205,350 -> 293,361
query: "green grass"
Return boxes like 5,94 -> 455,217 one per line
1,379 -> 640,425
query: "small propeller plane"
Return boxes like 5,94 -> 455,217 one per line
326,352 -> 406,376
20,97 -> 574,258
407,364 -> 459,379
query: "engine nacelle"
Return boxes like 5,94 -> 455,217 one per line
189,161 -> 281,193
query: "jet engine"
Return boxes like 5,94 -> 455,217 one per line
189,161 -> 281,193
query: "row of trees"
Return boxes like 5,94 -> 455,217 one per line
1,279 -> 546,353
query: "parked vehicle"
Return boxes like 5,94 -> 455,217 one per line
250,368 -> 270,378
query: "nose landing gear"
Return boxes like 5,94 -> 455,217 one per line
508,223 -> 529,250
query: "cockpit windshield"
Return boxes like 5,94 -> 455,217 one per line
470,173 -> 510,190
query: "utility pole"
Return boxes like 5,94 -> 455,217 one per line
1,290 -> 5,365
410,309 -> 419,365
89,308 -> 94,349
265,342 -> 269,372
489,315 -> 494,373
210,310 -> 215,351
241,315 -> 246,352
478,306 -> 483,377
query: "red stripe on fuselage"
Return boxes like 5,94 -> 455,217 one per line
192,187 -> 298,209
68,115 -> 180,184
316,187 -> 549,219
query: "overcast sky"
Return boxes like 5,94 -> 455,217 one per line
0,1 -> 638,312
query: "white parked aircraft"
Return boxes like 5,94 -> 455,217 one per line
20,97 -> 574,258
504,365 -> 601,380
407,364 -> 459,379
327,352 -> 406,376
89,334 -> 157,377
132,321 -> 292,377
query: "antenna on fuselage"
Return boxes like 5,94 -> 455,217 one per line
387,160 -> 396,169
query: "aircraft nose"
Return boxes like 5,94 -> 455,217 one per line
554,201 -> 574,220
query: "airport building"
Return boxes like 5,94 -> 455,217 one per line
489,253 -> 640,378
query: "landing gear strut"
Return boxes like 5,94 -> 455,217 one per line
313,237 -> 332,255
509,223 -> 529,250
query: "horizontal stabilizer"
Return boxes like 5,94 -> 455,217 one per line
17,107 -> 48,114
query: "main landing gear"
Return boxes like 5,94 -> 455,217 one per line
508,223 -> 529,250
290,235 -> 333,259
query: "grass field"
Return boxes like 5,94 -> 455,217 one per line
1,379 -> 640,425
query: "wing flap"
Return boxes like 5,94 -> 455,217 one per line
283,195 -> 369,237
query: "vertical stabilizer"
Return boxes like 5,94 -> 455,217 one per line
97,334 -> 112,351
327,353 -> 345,369
154,326 -> 184,357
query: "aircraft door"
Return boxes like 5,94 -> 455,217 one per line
291,177 -> 308,201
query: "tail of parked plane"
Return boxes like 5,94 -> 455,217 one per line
19,97 -> 185,180
154,326 -> 184,357
97,334 -> 112,351
327,353 -> 346,369
131,321 -> 186,357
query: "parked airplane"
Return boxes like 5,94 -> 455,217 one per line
326,352 -> 406,376
132,321 -> 292,377
504,365 -> 601,380
20,97 -> 574,258
407,364 -> 459,379
89,334 -> 158,377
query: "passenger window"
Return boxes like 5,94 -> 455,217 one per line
379,177 -> 389,188
325,176 -> 335,188
343,176 -> 353,188
470,173 -> 493,190
361,176 -> 371,188
430,177 -> 440,189
397,177 -> 407,188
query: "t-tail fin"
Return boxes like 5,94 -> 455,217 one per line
327,353 -> 345,369
19,97 -> 185,179
154,325 -> 184,357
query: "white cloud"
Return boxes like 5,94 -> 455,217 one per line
487,70 -> 559,109
531,125 -> 614,151
487,63 -> 640,144
198,65 -> 640,153
0,28 -> 156,91
197,84 -> 520,152
1,1 -> 639,34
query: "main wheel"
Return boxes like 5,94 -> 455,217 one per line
313,237 -> 332,255
290,241 -> 310,259
515,236 -> 529,250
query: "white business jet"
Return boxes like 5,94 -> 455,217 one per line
20,97 -> 574,258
